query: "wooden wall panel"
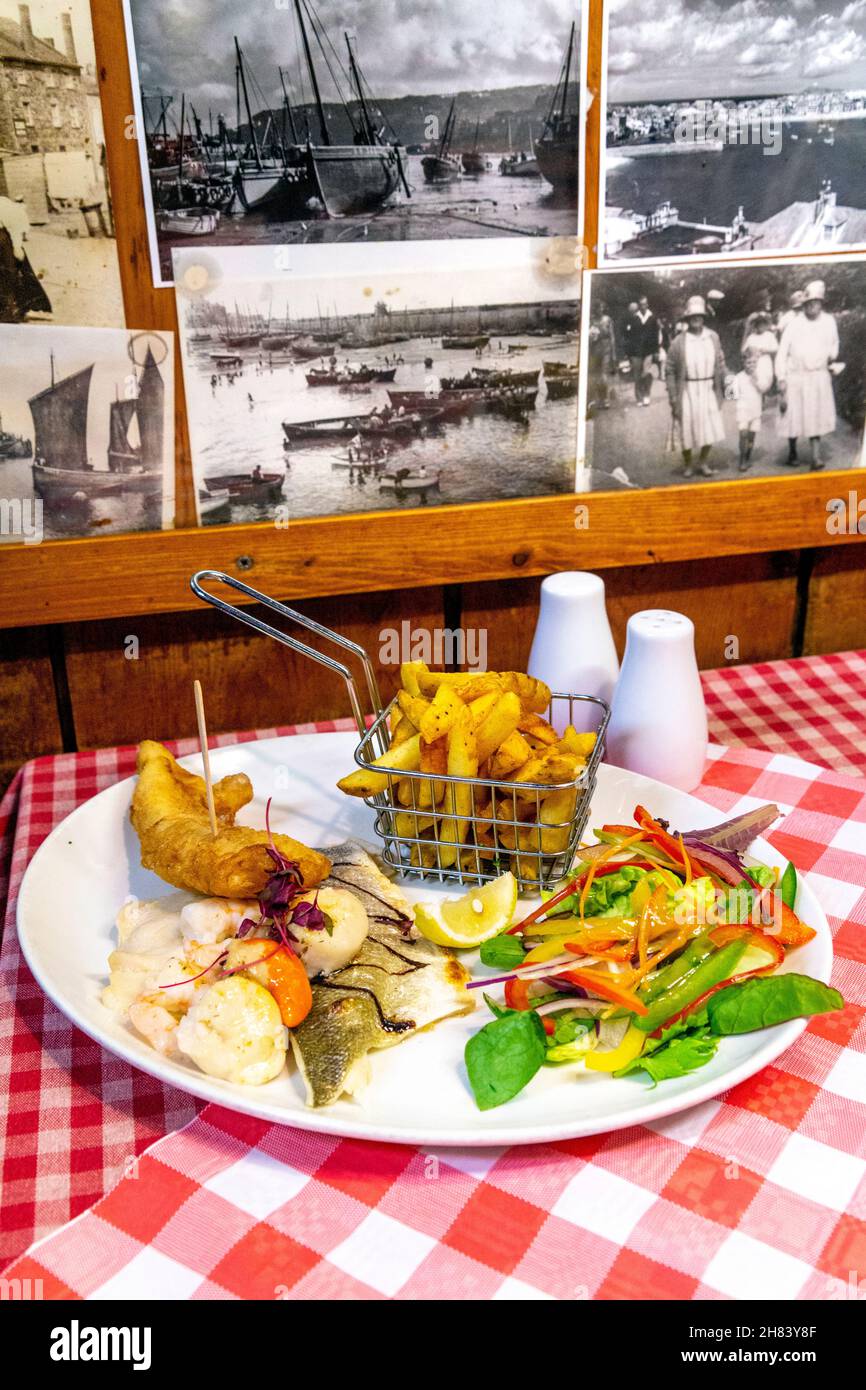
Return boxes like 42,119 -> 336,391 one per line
0,628 -> 64,791
462,552 -> 802,674
63,587 -> 445,749
803,543 -> 866,655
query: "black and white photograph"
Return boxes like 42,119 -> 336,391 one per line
577,255 -> 866,490
601,0 -> 866,263
0,0 -> 123,323
123,0 -> 585,286
174,240 -> 579,523
0,324 -> 174,540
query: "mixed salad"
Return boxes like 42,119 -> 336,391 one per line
463,803 -> 842,1110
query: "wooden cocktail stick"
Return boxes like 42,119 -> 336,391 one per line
193,679 -> 218,837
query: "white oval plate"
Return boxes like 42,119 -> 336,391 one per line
17,735 -> 831,1147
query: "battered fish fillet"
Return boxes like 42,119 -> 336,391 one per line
289,842 -> 475,1107
130,740 -> 330,898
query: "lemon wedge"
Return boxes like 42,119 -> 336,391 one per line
413,872 -> 519,948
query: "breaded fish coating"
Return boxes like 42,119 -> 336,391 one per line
131,740 -> 330,897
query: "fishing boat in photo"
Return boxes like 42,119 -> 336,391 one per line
306,366 -> 377,387
388,385 -> 538,412
422,101 -> 463,182
535,22 -> 580,195
282,414 -> 363,446
379,467 -> 441,494
281,6 -> 407,218
460,121 -> 488,175
198,486 -> 231,521
441,334 -> 490,350
229,38 -> 316,217
439,367 -> 540,390
499,120 -> 541,178
544,370 -> 578,399
203,469 -> 285,502
156,207 -> 220,236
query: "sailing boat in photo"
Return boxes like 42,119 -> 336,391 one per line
298,8 -> 408,216
31,351 -> 165,501
229,38 -> 314,216
422,100 -> 462,181
536,21 -> 580,195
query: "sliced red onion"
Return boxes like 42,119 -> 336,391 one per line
465,955 -> 600,991
682,804 -> 779,855
682,840 -> 757,888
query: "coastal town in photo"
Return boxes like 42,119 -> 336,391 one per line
602,0 -> 866,262
123,0 -> 584,284
578,257 -> 866,491
0,0 -> 123,323
173,242 -> 579,522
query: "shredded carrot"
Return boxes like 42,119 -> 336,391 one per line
636,899 -> 651,973
678,834 -> 692,888
631,921 -> 696,985
577,831 -> 645,925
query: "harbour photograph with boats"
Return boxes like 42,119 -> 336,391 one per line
123,0 -> 584,284
0,325 -> 174,539
174,240 -> 579,524
601,0 -> 866,264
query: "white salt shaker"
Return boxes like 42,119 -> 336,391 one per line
527,572 -> 619,733
606,610 -> 708,791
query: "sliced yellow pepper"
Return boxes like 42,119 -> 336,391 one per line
522,935 -> 576,964
584,1023 -> 645,1073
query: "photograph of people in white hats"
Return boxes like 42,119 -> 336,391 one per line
577,256 -> 866,491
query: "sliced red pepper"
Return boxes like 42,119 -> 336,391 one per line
708,925 -> 784,968
634,804 -> 703,878
770,896 -> 816,948
541,1016 -> 556,1036
562,967 -> 649,1016
504,978 -> 533,1010
564,940 -> 634,962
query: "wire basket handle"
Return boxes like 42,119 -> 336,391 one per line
189,570 -> 383,738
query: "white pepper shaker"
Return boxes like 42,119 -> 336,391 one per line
527,572 -> 619,733
606,610 -> 708,791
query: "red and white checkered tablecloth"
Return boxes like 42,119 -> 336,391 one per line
702,649 -> 866,778
1,658 -> 865,1299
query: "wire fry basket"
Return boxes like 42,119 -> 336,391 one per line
190,570 -> 610,893
356,693 -> 609,891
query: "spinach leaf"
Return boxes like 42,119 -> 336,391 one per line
465,1010 -> 547,1110
707,973 -> 843,1035
615,1029 -> 719,1086
780,862 -> 797,910
482,992 -> 511,1019
479,933 -> 526,969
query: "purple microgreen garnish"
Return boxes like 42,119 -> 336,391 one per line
291,895 -> 329,933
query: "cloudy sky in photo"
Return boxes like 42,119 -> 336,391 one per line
127,0 -> 580,114
608,0 -> 866,100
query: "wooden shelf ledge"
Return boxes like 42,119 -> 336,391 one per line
1,474 -> 861,630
